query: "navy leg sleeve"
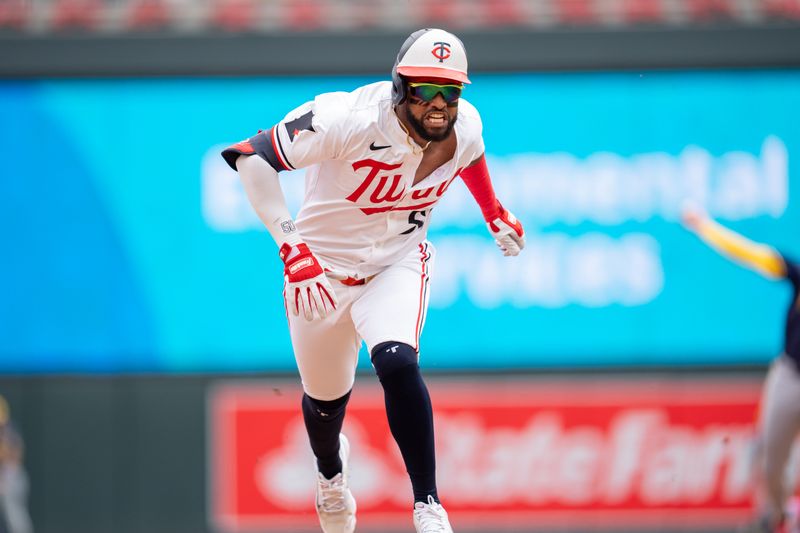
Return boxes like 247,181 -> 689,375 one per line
301,390 -> 351,480
372,341 -> 439,504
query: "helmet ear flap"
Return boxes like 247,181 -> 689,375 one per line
391,68 -> 406,106
391,28 -> 430,106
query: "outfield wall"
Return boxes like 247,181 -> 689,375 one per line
0,372 -> 767,533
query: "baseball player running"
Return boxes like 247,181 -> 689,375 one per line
221,28 -> 525,533
682,205 -> 800,533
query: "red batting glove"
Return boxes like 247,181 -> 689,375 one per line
279,243 -> 338,321
487,203 -> 526,257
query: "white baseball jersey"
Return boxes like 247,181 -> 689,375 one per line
222,81 -> 486,398
223,81 -> 485,278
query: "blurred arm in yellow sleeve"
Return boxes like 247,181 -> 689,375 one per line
681,204 -> 787,280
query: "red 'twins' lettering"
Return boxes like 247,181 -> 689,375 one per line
347,159 -> 406,204
347,160 -> 462,215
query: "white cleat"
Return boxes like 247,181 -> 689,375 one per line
413,495 -> 453,533
315,434 -> 356,533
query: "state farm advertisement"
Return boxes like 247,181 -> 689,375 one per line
208,377 -> 762,531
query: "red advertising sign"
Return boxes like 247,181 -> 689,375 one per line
209,377 -> 762,531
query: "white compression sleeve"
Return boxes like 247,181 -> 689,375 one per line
236,154 -> 302,249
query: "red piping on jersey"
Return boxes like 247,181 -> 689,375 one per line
414,242 -> 432,350
269,127 -> 293,171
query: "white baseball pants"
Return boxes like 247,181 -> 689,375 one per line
285,241 -> 434,400
754,355 -> 800,523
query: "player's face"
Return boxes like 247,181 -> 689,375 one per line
403,78 -> 460,142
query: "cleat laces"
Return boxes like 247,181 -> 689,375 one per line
414,496 -> 451,533
317,473 -> 348,513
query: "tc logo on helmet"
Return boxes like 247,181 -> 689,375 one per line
431,42 -> 451,62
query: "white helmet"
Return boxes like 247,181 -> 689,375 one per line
391,28 -> 470,105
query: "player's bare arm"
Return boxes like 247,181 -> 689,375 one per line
680,203 -> 786,279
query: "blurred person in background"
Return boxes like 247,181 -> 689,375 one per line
682,205 -> 800,533
221,28 -> 524,533
0,396 -> 33,533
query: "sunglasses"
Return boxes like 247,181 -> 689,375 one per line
407,82 -> 463,105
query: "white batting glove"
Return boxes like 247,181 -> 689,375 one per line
487,204 -> 526,257
279,242 -> 338,321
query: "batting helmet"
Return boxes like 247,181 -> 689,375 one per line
391,28 -> 470,105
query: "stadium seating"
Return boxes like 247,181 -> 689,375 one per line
0,0 -> 29,29
51,0 -> 104,30
126,0 -> 171,30
1,0 -> 798,34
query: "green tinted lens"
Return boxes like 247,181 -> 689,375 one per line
409,83 -> 462,103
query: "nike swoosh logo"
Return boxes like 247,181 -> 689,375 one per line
370,142 -> 391,151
